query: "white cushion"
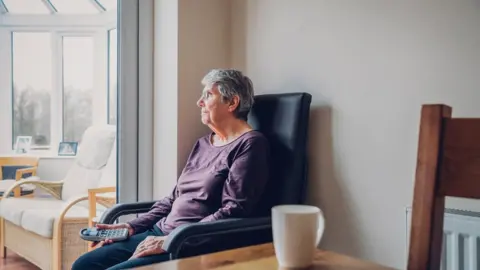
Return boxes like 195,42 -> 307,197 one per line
0,197 -> 105,238
61,163 -> 103,201
21,203 -> 106,238
61,125 -> 116,200
75,125 -> 116,170
98,139 -> 117,188
21,207 -> 92,238
0,198 -> 63,226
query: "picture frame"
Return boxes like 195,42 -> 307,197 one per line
58,142 -> 78,156
14,136 -> 32,154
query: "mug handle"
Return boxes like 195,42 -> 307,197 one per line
316,211 -> 325,246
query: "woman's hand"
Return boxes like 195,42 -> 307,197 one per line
129,236 -> 167,259
91,223 -> 134,248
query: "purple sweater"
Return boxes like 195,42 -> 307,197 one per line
127,130 -> 270,235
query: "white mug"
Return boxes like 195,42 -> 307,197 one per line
272,205 -> 325,268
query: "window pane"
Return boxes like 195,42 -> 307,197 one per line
4,0 -> 50,14
12,32 -> 52,149
50,0 -> 98,14
63,36 -> 94,142
108,29 -> 117,125
99,0 -> 117,11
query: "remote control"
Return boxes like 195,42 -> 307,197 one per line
79,227 -> 130,242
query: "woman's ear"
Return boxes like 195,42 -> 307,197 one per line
228,96 -> 240,112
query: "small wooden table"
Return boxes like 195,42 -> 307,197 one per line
135,243 -> 397,270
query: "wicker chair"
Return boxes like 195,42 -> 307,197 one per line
0,125 -> 117,270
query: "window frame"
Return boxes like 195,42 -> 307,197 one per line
107,27 -> 117,125
0,11 -> 116,156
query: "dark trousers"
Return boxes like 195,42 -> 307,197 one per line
72,227 -> 170,270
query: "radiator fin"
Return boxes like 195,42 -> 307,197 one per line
406,207 -> 480,270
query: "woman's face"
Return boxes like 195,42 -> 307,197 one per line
196,85 -> 234,126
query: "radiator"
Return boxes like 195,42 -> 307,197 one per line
406,207 -> 480,270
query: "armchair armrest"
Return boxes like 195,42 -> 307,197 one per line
88,186 -> 116,227
97,201 -> 156,224
164,217 -> 272,259
96,202 -> 273,259
2,179 -> 63,200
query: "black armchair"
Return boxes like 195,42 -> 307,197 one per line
97,92 -> 312,259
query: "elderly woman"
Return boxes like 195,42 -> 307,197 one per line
72,69 -> 270,270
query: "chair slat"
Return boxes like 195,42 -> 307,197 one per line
440,118 -> 480,199
408,104 -> 450,270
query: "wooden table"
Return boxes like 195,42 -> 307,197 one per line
136,243 -> 397,270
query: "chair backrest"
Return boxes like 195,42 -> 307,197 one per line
0,157 -> 39,179
408,104 -> 480,270
61,125 -> 116,201
247,92 -> 312,216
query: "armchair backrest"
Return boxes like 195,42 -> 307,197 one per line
247,93 -> 312,216
97,137 -> 117,188
61,125 -> 116,201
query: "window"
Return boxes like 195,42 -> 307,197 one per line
12,32 -> 52,148
0,0 -> 117,154
108,28 -> 117,125
62,36 -> 94,142
99,0 -> 118,11
49,0 -> 99,14
3,0 -> 50,14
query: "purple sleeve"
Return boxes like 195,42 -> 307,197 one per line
127,186 -> 177,234
201,137 -> 269,222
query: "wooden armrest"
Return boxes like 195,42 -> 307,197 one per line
14,167 -> 37,180
3,179 -> 63,200
88,186 -> 117,227
88,187 -> 116,194
13,167 -> 38,197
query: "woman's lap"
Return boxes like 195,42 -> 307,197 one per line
72,228 -> 168,270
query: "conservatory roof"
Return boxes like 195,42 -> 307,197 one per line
0,0 -> 117,15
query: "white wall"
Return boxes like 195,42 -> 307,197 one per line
153,0 -> 179,198
153,0 -> 230,198
231,0 -> 480,268
37,157 -> 74,180
177,0 -> 232,174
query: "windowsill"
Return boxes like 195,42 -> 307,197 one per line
38,155 -> 77,159
0,151 -> 77,159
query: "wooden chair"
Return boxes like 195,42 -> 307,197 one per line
0,156 -> 39,199
407,104 -> 480,270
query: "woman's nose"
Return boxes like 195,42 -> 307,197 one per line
197,98 -> 203,107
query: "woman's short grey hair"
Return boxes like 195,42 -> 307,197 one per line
202,69 -> 255,121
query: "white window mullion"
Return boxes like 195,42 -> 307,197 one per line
93,30 -> 108,126
0,29 -> 12,153
51,31 -> 63,153
0,1 -> 8,13
0,14 -> 111,28
41,0 -> 57,14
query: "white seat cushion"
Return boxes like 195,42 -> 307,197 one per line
0,197 -> 104,238
0,198 -> 63,226
21,207 -> 90,238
